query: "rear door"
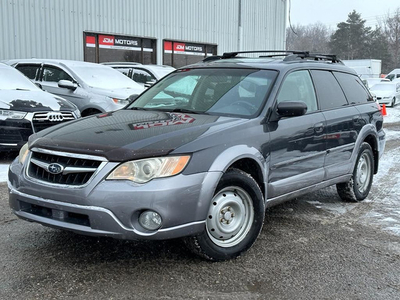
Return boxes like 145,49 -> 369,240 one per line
268,70 -> 326,198
311,70 -> 361,179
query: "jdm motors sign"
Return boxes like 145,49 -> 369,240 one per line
97,35 -> 142,50
164,41 -> 205,56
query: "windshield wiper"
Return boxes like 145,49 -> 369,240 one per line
129,107 -> 150,111
170,108 -> 205,114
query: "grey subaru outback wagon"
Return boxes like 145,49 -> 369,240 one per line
8,51 -> 386,261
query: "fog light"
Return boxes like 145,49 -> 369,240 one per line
139,210 -> 162,231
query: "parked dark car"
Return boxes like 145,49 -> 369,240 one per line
8,51 -> 385,261
4,59 -> 144,116
0,63 -> 80,151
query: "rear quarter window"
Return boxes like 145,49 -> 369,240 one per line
311,70 -> 348,110
15,64 -> 41,80
334,72 -> 373,104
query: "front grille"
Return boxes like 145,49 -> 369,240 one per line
32,111 -> 76,132
27,150 -> 103,186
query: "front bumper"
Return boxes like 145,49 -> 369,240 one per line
0,119 -> 32,150
8,159 -> 221,240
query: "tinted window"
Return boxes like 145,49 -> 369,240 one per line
334,72 -> 372,104
277,70 -> 318,113
113,67 -> 131,77
42,65 -> 73,82
132,69 -> 156,84
15,64 -> 41,80
311,70 -> 348,110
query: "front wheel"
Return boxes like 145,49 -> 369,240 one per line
184,168 -> 265,261
336,142 -> 374,202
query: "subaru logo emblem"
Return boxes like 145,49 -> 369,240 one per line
47,163 -> 64,175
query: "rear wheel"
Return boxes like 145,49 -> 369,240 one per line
336,142 -> 374,202
184,168 -> 265,261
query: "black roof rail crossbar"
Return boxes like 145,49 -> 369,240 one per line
221,50 -> 308,58
201,50 -> 341,64
283,53 -> 341,63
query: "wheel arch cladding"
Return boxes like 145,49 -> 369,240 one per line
364,134 -> 379,174
229,158 -> 265,200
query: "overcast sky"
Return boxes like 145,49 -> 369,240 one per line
289,0 -> 400,29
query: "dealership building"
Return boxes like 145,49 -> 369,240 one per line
1,0 -> 288,68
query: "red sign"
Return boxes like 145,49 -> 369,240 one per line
99,35 -> 114,45
174,43 -> 185,52
86,36 -> 95,44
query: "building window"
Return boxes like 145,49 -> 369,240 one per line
163,40 -> 217,68
84,32 -> 156,64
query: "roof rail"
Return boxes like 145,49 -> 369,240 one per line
202,50 -> 342,64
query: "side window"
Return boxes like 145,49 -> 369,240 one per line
277,70 -> 318,113
41,65 -> 73,82
311,70 -> 348,110
132,69 -> 156,84
334,72 -> 373,104
113,67 -> 131,77
15,64 -> 41,80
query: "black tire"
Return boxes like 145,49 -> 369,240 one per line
390,98 -> 395,107
336,142 -> 374,202
184,168 -> 265,261
82,108 -> 101,117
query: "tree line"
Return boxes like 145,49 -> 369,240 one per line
286,9 -> 400,74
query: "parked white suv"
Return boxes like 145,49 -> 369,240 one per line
5,59 -> 145,116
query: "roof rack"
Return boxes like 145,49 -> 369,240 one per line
202,50 -> 342,64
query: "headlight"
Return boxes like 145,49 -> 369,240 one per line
383,96 -> 391,99
107,156 -> 190,183
112,97 -> 129,105
18,143 -> 30,164
73,108 -> 81,118
0,110 -> 27,120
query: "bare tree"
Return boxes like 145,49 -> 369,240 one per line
382,8 -> 400,69
286,23 -> 331,53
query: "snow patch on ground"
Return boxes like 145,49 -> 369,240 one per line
0,165 -> 8,183
383,105 -> 400,123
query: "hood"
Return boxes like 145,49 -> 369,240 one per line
88,86 -> 144,100
0,90 -> 76,111
373,90 -> 394,98
29,110 -> 245,161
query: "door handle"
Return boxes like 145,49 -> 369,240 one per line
314,122 -> 324,134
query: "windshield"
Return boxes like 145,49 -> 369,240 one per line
370,84 -> 395,92
128,68 -> 277,117
0,67 -> 41,90
72,66 -> 143,89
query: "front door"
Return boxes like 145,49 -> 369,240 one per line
267,70 -> 326,198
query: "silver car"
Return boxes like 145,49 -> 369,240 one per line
5,59 -> 145,116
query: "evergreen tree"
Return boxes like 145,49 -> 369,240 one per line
329,10 -> 371,60
367,27 -> 392,73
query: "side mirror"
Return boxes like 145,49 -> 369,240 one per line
276,101 -> 307,117
128,94 -> 139,103
34,82 -> 43,90
58,80 -> 78,90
